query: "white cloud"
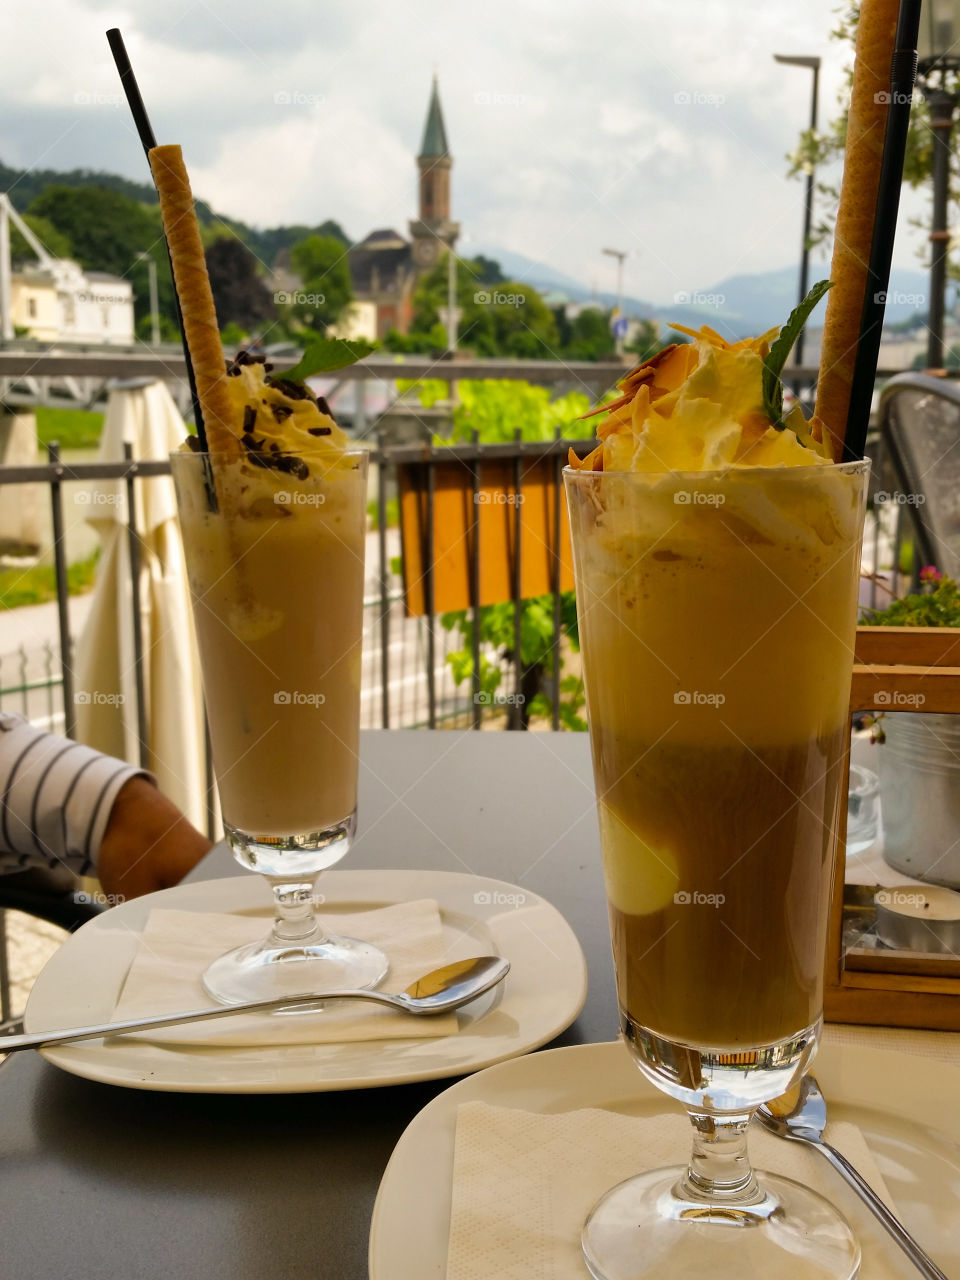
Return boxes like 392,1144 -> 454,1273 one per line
0,0 -> 932,307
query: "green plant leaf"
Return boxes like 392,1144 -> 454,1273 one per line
280,338 -> 375,383
762,279 -> 833,426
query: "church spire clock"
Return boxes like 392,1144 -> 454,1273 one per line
409,76 -> 460,270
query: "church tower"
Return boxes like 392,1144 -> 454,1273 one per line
409,76 -> 460,272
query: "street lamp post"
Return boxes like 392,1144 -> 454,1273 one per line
135,251 -> 160,347
774,54 -> 821,371
917,1 -> 960,370
602,247 -> 628,354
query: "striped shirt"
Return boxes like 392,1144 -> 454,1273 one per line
0,713 -> 147,877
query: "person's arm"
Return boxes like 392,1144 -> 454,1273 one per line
97,774 -> 212,900
0,713 -> 211,897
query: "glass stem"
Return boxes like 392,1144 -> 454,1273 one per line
268,877 -> 326,945
675,1109 -> 762,1205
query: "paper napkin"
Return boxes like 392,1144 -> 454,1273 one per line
111,899 -> 458,1046
448,1102 -> 912,1279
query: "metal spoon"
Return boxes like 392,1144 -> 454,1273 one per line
0,955 -> 510,1055
757,1074 -> 948,1280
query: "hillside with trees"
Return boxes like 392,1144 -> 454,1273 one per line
1,156 -> 656,360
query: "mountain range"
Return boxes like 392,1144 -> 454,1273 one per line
472,244 -> 951,336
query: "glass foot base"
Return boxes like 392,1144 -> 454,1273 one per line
582,1166 -> 860,1280
202,935 -> 389,1006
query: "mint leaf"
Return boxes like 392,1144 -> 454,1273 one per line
762,279 -> 833,426
281,338 -> 375,383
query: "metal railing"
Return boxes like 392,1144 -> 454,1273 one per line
0,434 -> 592,760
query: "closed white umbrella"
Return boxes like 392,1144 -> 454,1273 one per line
74,379 -> 209,833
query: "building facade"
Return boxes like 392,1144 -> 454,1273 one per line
10,259 -> 134,345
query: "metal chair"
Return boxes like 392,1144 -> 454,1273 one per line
878,373 -> 960,578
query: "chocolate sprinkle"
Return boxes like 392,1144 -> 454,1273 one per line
238,428 -> 311,481
243,405 -> 257,434
277,455 -> 310,480
226,350 -> 269,376
266,377 -> 311,401
270,404 -> 293,424
307,426 -> 332,436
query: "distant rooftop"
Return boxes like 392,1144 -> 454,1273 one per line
359,229 -> 408,249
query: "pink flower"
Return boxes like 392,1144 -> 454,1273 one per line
920,565 -> 942,584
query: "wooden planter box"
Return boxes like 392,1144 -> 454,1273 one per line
826,626 -> 960,1030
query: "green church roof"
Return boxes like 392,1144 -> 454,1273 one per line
419,76 -> 450,159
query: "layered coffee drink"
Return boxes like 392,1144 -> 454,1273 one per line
566,330 -> 867,1065
171,360 -> 368,875
155,140 -> 384,1002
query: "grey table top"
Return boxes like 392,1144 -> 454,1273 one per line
0,730 -> 616,1280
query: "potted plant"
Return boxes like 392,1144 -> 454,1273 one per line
861,567 -> 960,888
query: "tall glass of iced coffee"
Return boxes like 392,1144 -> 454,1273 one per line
565,329 -> 868,1279
171,362 -> 386,1005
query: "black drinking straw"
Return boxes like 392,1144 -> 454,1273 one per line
106,27 -> 209,453
843,0 -> 923,461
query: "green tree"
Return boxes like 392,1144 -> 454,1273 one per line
27,185 -> 156,278
563,306 -> 616,360
9,214 -> 72,262
287,234 -> 353,332
472,254 -> 504,285
382,326 -> 444,354
625,319 -> 664,361
256,220 -> 350,261
205,237 -> 276,331
136,310 -> 180,343
412,254 -> 560,357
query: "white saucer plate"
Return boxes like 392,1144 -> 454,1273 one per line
370,1040 -> 960,1280
24,869 -> 587,1093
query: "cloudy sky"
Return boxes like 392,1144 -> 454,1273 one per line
1,0 -> 932,303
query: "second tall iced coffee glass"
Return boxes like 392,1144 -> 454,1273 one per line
566,460 -> 868,1279
171,447 -> 387,1005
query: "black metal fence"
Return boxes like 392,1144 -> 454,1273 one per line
0,435 -> 592,750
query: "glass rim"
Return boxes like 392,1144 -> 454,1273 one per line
562,457 -> 870,482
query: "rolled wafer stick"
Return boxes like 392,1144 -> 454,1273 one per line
148,144 -> 239,459
814,0 -> 900,460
